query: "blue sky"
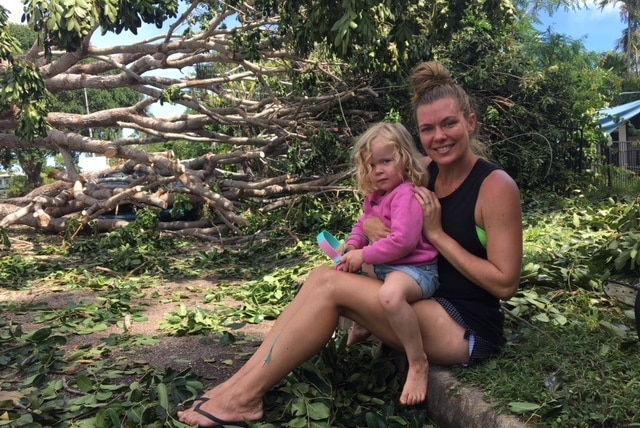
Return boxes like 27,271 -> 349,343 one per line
536,3 -> 626,53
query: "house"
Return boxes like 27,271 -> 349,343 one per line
599,99 -> 640,175
0,174 -> 11,199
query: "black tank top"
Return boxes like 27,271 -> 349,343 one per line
428,158 -> 505,348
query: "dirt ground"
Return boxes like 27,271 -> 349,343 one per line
2,270 -> 275,389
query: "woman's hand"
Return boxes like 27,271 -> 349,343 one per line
362,217 -> 391,243
414,186 -> 444,243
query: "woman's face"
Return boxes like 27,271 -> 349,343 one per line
416,97 -> 476,165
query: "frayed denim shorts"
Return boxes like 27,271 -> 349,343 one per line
374,263 -> 439,299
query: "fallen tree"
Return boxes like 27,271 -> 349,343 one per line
0,0 -> 383,238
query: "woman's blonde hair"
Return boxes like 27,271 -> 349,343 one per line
352,122 -> 427,196
410,61 -> 488,158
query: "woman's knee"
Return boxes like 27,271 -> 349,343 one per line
303,266 -> 340,295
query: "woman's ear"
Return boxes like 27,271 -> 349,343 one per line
467,113 -> 477,134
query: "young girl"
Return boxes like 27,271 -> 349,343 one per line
339,121 -> 439,405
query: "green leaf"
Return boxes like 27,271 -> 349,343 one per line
28,327 -> 52,342
307,402 -> 331,420
75,375 -> 94,393
156,383 -> 170,411
508,401 -> 542,413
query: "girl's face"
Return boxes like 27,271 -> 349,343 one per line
367,138 -> 404,193
416,97 -> 476,165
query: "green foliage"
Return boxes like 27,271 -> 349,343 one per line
431,21 -> 615,192
145,140 -> 212,161
293,193 -> 359,235
522,192 -> 640,291
166,194 -> 190,220
241,191 -> 360,237
0,319 -> 202,427
286,129 -> 350,175
5,23 -> 36,51
67,208 -> 175,273
20,0 -> 178,53
50,85 -> 143,139
0,0 -> 178,146
160,85 -> 182,104
275,0 -> 517,74
0,20 -> 23,59
99,0 -> 179,35
265,336 -> 435,427
0,58 -> 50,142
459,288 -> 640,427
0,254 -> 60,289
0,227 -> 9,249
491,189 -> 640,425
3,189 -> 640,426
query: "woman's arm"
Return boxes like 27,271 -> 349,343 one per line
417,171 -> 522,300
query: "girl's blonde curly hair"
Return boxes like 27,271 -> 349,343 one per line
352,122 -> 428,196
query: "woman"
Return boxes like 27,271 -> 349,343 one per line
177,61 -> 523,427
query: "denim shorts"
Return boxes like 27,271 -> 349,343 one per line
374,263 -> 439,299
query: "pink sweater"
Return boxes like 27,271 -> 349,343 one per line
346,182 -> 438,266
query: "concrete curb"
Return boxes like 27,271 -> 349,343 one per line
426,366 -> 530,428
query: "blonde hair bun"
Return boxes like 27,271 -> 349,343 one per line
410,61 -> 455,96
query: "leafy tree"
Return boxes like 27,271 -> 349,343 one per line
0,20 -> 51,189
1,21 -> 143,189
598,0 -> 640,74
0,0 -> 624,237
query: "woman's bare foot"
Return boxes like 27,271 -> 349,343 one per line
177,384 -> 264,427
346,323 -> 371,346
399,360 -> 429,406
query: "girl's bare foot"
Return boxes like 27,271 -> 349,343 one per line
399,360 -> 429,406
346,323 -> 371,346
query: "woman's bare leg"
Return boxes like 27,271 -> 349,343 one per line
178,266 -> 470,426
178,267 -> 383,426
346,263 -> 375,345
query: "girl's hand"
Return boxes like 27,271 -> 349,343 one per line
339,249 -> 365,273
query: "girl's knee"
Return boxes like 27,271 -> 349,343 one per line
378,285 -> 402,310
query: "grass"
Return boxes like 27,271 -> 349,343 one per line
1,189 -> 640,427
455,288 -> 640,427
460,188 -> 640,427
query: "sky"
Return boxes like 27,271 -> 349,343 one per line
535,3 -> 626,53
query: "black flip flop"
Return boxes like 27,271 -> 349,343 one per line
190,397 -> 249,427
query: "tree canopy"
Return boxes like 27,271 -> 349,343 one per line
0,0 -> 627,238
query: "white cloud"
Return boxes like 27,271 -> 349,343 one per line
584,0 -> 620,15
583,4 -> 622,22
4,0 -> 25,24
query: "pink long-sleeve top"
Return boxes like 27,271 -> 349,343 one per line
346,182 -> 438,266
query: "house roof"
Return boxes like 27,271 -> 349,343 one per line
599,99 -> 640,134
